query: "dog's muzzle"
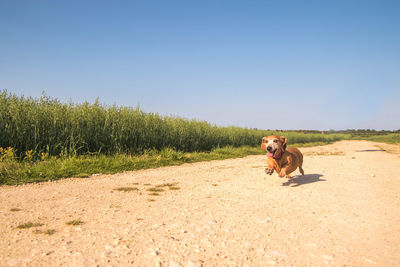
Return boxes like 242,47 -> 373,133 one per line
266,146 -> 277,158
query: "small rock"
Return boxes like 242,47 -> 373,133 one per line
323,254 -> 334,260
185,261 -> 196,267
365,258 -> 377,264
150,249 -> 160,256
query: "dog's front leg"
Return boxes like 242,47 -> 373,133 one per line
278,162 -> 288,178
265,157 -> 275,175
265,168 -> 274,175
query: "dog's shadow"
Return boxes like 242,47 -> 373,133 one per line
281,173 -> 325,187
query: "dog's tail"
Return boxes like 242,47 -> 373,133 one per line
299,152 -> 304,175
299,166 -> 304,176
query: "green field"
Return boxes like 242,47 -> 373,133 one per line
351,133 -> 400,144
1,90 -> 398,185
0,90 -> 347,158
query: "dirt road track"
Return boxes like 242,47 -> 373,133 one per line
1,141 -> 400,266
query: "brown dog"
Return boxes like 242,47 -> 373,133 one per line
261,135 -> 304,179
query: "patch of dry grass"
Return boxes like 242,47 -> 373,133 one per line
155,182 -> 178,188
10,208 -> 22,212
154,182 -> 181,191
66,220 -> 84,226
304,151 -> 344,156
168,186 -> 180,190
33,229 -> 56,235
147,187 -> 164,192
16,222 -> 43,229
114,187 -> 139,192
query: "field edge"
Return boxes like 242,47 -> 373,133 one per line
1,141 -> 340,186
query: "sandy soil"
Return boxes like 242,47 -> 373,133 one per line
1,140 -> 400,266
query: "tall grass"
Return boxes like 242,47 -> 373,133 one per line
355,133 -> 400,144
0,146 -> 265,185
0,90 -> 348,158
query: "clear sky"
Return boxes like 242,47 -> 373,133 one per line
1,0 -> 399,130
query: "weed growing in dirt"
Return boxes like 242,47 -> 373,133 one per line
16,222 -> 44,229
66,220 -> 84,226
168,186 -> 180,190
147,199 -> 155,202
44,229 -> 56,235
10,208 -> 21,212
155,182 -> 178,187
304,151 -> 345,156
147,187 -> 164,192
33,229 -> 56,235
148,192 -> 160,196
154,182 -> 181,191
114,187 -> 139,192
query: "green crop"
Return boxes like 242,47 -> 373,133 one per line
0,90 -> 348,159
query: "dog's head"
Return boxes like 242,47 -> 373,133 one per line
261,135 -> 287,158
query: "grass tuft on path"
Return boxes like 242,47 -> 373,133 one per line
16,222 -> 43,229
66,220 -> 84,226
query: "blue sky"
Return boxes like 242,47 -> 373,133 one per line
1,0 -> 399,130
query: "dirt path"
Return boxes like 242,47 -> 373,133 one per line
1,141 -> 400,266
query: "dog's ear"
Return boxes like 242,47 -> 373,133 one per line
280,136 -> 287,151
